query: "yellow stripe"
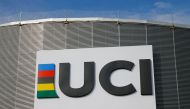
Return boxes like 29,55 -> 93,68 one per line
37,83 -> 55,91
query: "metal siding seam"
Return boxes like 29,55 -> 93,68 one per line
91,22 -> 94,48
14,24 -> 22,109
172,27 -> 181,109
118,22 -> 120,46
145,24 -> 148,45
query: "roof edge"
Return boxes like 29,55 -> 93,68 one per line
0,17 -> 190,29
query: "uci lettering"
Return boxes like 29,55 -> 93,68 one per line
58,59 -> 153,98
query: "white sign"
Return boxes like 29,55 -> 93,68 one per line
34,45 -> 156,109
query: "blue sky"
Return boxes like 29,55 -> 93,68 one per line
0,0 -> 190,24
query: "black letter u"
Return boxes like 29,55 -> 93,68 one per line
59,62 -> 95,97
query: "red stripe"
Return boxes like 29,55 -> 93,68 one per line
38,70 -> 55,77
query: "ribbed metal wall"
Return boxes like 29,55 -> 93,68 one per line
0,20 -> 189,109
43,22 -> 66,50
93,22 -> 119,47
147,25 -> 179,109
120,23 -> 146,46
174,28 -> 190,109
0,25 -> 19,109
15,24 -> 43,109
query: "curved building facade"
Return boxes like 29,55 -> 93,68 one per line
0,18 -> 189,109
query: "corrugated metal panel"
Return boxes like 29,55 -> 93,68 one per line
77,22 -> 92,48
147,25 -> 179,109
18,51 -> 36,76
66,23 -> 79,49
0,26 -> 19,108
0,76 -> 16,109
15,75 -> 35,109
19,24 -> 43,54
92,22 -> 106,47
93,22 -> 119,47
18,24 -> 43,76
15,24 -> 44,109
120,23 -> 146,46
175,28 -> 190,109
43,22 -> 66,50
0,26 -> 19,77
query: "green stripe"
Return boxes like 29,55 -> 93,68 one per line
37,90 -> 59,99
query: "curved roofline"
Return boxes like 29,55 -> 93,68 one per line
0,17 -> 190,29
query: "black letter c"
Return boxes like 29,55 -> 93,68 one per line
99,60 -> 136,96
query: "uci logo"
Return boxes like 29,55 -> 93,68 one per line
37,59 -> 153,99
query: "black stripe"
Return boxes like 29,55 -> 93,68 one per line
38,77 -> 54,83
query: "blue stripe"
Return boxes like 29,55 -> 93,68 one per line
38,64 -> 55,71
